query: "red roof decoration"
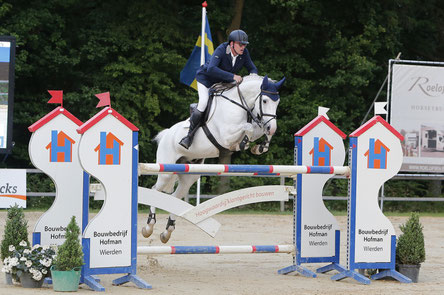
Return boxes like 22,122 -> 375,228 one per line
294,115 -> 347,139
28,107 -> 83,133
77,107 -> 139,134
349,115 -> 404,141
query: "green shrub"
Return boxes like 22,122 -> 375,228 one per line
1,205 -> 29,261
53,216 -> 84,271
396,212 -> 426,265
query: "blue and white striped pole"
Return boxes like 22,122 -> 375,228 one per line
139,163 -> 350,176
138,245 -> 294,255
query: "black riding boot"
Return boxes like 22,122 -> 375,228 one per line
179,109 -> 203,149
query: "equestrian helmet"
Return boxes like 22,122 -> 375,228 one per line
228,30 -> 249,45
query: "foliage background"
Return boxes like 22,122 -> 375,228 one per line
0,0 -> 443,211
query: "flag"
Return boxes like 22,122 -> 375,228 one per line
47,90 -> 63,106
180,14 -> 214,90
95,92 -> 111,108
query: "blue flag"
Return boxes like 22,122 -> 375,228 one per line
180,15 -> 214,90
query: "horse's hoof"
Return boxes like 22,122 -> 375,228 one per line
160,230 -> 172,243
141,225 -> 154,238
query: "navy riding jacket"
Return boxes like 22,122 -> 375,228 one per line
196,42 -> 258,88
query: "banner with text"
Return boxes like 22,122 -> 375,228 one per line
0,169 -> 26,208
389,60 -> 444,172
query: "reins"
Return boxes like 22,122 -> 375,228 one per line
203,79 -> 279,153
211,82 -> 279,129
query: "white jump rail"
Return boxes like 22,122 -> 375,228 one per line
139,163 -> 350,177
138,245 -> 295,255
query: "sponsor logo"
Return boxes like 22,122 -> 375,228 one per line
409,77 -> 444,97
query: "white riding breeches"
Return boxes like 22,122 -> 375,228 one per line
197,82 -> 209,112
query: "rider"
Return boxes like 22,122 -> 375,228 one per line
179,29 -> 258,149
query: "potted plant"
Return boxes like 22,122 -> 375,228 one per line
396,212 -> 426,283
51,216 -> 84,292
3,240 -> 55,288
1,205 -> 29,285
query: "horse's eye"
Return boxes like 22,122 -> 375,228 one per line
263,99 -> 267,104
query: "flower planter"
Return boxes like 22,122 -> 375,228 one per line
5,273 -> 13,285
19,272 -> 44,288
50,266 -> 81,292
398,264 -> 421,283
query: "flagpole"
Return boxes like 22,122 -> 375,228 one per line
196,1 -> 208,206
200,1 -> 207,66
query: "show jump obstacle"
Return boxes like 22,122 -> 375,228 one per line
28,95 -> 411,291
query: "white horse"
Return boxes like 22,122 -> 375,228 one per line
142,74 -> 285,243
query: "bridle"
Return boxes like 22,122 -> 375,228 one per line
256,88 -> 279,128
212,83 -> 279,131
203,81 -> 279,153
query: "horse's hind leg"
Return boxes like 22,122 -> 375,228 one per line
160,173 -> 201,243
141,174 -> 177,238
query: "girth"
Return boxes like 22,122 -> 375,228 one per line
201,123 -> 231,154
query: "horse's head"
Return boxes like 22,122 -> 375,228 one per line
255,75 -> 285,136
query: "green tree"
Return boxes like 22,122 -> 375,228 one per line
1,205 -> 29,261
53,216 -> 83,271
396,212 -> 426,265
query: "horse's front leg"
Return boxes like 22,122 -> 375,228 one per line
160,174 -> 201,243
141,174 -> 176,238
251,134 -> 273,155
220,122 -> 255,151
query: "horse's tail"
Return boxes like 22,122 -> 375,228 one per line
153,129 -> 169,145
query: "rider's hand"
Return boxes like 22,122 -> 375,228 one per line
233,75 -> 243,83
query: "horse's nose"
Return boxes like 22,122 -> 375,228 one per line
267,125 -> 271,132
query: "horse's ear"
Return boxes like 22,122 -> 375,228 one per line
261,75 -> 269,89
275,77 -> 286,90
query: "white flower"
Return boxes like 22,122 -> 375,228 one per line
29,268 -> 36,274
40,259 -> 52,268
32,244 -> 40,250
20,257 -> 26,261
9,257 -> 18,266
23,249 -> 31,254
8,245 -> 15,252
19,240 -> 27,247
2,265 -> 12,273
3,257 -> 9,264
25,260 -> 33,268
42,245 -> 49,250
42,269 -> 47,275
32,271 -> 43,281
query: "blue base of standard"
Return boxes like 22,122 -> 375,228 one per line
331,270 -> 371,284
371,269 -> 412,283
82,274 -> 151,291
112,274 -> 152,289
278,264 -> 317,278
316,262 -> 347,275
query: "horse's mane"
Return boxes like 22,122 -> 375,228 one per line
242,74 -> 276,83
222,74 -> 274,98
241,74 -> 263,83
